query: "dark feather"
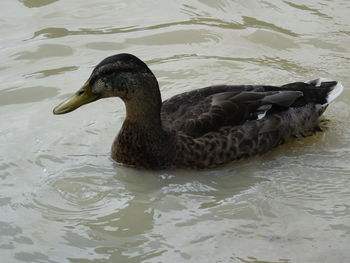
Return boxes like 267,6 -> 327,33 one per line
161,84 -> 308,137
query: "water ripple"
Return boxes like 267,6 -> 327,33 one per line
29,166 -> 131,223
149,54 -> 308,74
284,1 -> 332,19
0,86 -> 59,106
31,15 -> 299,42
13,44 -> 74,60
242,16 -> 299,37
31,17 -> 244,40
24,66 -> 78,79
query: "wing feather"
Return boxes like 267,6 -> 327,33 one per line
161,85 -> 303,137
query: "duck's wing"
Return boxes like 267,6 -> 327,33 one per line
161,85 -> 303,137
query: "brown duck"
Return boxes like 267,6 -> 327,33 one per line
53,54 -> 343,169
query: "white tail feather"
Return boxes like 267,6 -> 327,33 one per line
308,77 -> 344,106
326,81 -> 344,105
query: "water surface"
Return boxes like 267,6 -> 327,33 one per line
0,0 -> 349,262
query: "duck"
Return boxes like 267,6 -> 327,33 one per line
53,53 -> 343,169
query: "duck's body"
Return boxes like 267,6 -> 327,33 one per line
53,54 -> 343,169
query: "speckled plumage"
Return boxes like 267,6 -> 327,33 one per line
160,83 -> 333,168
53,54 -> 343,169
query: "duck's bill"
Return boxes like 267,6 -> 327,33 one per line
53,84 -> 100,115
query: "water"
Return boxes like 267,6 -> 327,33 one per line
1,0 -> 350,262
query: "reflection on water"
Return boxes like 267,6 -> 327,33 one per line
0,86 -> 59,105
1,0 -> 350,262
19,0 -> 58,8
26,66 -> 79,79
14,44 -> 74,60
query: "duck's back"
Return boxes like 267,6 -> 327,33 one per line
160,79 -> 343,168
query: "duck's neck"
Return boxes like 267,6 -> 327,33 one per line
111,94 -> 174,169
124,95 -> 162,127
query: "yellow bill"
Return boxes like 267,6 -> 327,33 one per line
53,83 -> 100,115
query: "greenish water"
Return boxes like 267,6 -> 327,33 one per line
0,0 -> 349,262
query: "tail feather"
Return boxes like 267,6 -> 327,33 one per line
325,81 -> 343,105
308,78 -> 344,106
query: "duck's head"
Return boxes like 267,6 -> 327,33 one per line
53,53 -> 159,115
